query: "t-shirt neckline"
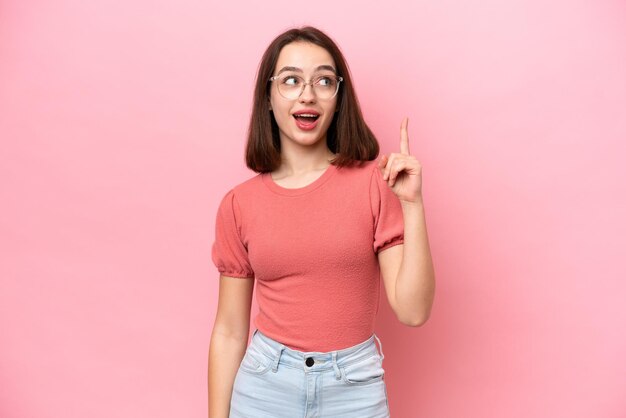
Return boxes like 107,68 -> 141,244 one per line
262,163 -> 338,196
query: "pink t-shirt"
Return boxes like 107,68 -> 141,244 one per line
211,158 -> 404,352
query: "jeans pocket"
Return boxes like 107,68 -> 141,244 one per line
239,346 -> 274,375
340,353 -> 385,386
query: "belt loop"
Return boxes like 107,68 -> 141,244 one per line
331,351 -> 341,380
374,334 -> 385,362
272,345 -> 285,373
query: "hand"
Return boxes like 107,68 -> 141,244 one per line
378,117 -> 423,204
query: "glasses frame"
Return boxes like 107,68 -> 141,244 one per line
268,73 -> 344,100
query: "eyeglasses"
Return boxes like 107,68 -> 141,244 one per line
268,73 -> 343,100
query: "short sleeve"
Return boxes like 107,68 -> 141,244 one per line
211,189 -> 255,279
370,161 -> 405,254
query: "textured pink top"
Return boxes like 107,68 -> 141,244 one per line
211,158 -> 405,352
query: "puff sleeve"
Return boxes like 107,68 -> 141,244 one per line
370,161 -> 405,254
211,189 -> 255,279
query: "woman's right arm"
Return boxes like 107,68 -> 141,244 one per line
208,275 -> 255,418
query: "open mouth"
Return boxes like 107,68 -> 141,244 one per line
293,113 -> 320,122
292,112 -> 320,130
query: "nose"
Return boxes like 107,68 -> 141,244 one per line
298,82 -> 316,103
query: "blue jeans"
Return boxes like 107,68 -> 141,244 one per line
229,328 -> 390,417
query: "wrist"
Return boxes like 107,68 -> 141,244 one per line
400,196 -> 424,209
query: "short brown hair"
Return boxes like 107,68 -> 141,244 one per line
245,26 -> 380,172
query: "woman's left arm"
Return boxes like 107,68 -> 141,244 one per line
378,117 -> 436,326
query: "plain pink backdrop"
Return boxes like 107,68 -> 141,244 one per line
1,1 -> 624,417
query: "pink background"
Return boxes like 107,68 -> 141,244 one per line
1,1 -> 624,417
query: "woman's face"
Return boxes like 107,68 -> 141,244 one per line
269,41 -> 338,149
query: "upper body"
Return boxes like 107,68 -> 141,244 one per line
211,158 -> 404,352
210,26 -> 435,355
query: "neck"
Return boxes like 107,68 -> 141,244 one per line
277,139 -> 336,174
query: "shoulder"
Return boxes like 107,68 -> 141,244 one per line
336,158 -> 381,180
215,169 -> 264,196
216,171 -> 264,211
323,159 -> 383,195
354,158 -> 384,187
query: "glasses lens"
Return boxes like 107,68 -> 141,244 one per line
277,75 -> 302,100
314,75 -> 339,99
276,74 -> 340,100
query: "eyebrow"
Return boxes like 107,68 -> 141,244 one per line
276,65 -> 337,75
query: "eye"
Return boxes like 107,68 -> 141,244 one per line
315,76 -> 335,87
281,75 -> 301,86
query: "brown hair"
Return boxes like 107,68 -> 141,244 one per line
245,26 -> 380,172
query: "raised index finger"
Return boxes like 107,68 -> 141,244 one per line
400,117 -> 410,155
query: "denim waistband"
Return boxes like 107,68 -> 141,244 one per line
250,329 -> 385,376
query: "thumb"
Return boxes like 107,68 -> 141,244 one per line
378,154 -> 388,170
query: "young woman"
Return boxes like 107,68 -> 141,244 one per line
208,26 -> 435,418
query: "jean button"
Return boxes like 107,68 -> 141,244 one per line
305,357 -> 315,367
